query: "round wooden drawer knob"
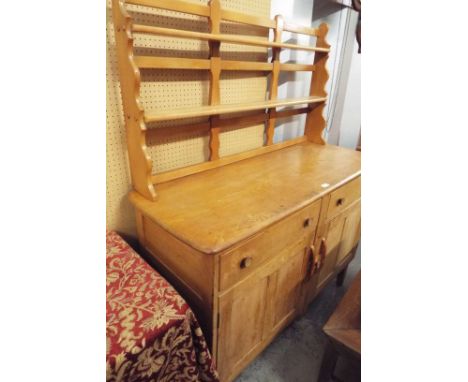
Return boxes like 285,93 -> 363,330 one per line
240,257 -> 252,269
303,218 -> 311,228
336,198 -> 345,206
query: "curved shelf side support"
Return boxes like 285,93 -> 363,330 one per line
305,23 -> 330,145
112,0 -> 157,200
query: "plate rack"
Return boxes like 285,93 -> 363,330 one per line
112,0 -> 330,201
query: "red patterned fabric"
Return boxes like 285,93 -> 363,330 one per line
106,230 -> 219,382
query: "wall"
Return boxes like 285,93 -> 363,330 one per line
336,37 -> 361,149
271,0 -> 361,149
313,0 -> 353,141
313,1 -> 361,148
270,0 -> 315,142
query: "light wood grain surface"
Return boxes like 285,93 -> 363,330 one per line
130,141 -> 361,254
113,0 -> 332,188
127,0 -> 320,35
151,136 -> 308,184
132,24 -> 330,52
144,96 -> 327,123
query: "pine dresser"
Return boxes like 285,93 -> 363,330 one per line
111,0 -> 361,380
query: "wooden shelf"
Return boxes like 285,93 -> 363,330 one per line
132,24 -> 330,53
134,56 -> 272,71
127,0 -> 319,36
134,56 -> 316,72
144,96 -> 327,123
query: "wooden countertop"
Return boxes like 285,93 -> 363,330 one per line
130,141 -> 361,254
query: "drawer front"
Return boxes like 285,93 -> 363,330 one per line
219,200 -> 321,291
327,177 -> 361,220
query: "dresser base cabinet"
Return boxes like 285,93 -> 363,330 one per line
130,142 -> 361,382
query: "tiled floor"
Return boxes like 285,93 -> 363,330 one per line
234,246 -> 361,382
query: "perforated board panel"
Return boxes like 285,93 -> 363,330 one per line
107,3 -> 136,235
106,0 -> 271,235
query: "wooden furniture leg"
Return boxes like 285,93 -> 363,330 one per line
336,266 -> 348,287
336,244 -> 359,287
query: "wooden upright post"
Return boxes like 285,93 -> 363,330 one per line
265,15 -> 283,145
208,0 -> 221,160
112,0 -> 157,200
304,23 -> 330,144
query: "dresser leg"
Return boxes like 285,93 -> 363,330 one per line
336,266 -> 348,287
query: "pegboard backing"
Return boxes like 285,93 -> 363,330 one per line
107,0 -> 272,235
218,71 -> 267,156
106,2 -> 136,236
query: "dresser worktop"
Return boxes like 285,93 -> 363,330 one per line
130,142 -> 361,254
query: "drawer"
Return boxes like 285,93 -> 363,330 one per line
327,177 -> 361,220
219,200 -> 321,291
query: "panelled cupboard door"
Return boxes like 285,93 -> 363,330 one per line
217,241 -> 309,381
317,214 -> 345,289
316,199 -> 361,290
267,243 -> 309,334
336,201 -> 361,266
217,270 -> 269,381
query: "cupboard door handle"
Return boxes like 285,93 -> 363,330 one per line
240,257 -> 252,269
305,247 -> 312,280
336,198 -> 345,206
303,218 -> 311,228
309,245 -> 318,277
319,237 -> 327,269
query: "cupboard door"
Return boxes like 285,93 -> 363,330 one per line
336,201 -> 361,265
317,214 -> 345,289
268,244 -> 308,334
217,241 -> 308,381
217,271 -> 269,381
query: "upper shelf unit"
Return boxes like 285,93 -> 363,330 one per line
112,0 -> 331,201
